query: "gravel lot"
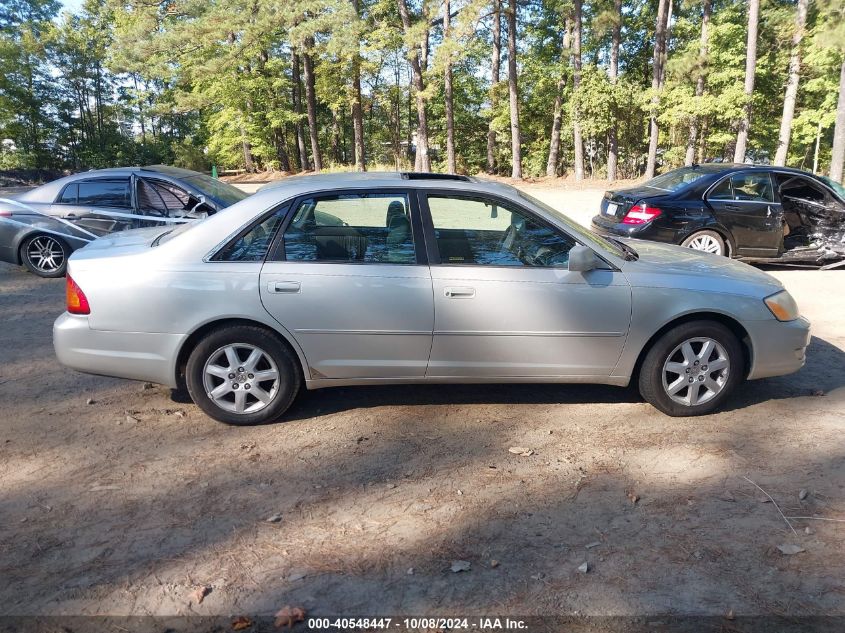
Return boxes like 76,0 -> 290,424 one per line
1,182 -> 844,621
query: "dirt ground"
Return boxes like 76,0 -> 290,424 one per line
1,183 -> 844,623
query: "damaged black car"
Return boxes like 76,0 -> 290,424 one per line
591,164 -> 845,268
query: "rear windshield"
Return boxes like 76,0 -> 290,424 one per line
643,167 -> 715,192
183,175 -> 249,206
819,175 -> 845,200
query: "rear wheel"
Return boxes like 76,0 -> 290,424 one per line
638,321 -> 744,417
21,234 -> 69,278
185,325 -> 301,425
681,230 -> 726,256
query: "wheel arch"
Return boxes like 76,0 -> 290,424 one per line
174,317 -> 308,391
631,311 -> 752,385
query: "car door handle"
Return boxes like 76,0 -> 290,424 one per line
269,281 -> 301,294
724,204 -> 739,211
65,213 -> 78,219
444,286 -> 475,298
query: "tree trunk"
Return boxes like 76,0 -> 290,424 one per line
686,0 -> 711,166
487,0 -> 502,173
352,68 -> 366,171
645,0 -> 670,178
291,50 -> 309,171
331,108 -> 342,164
398,0 -> 431,171
302,38 -> 322,171
443,0 -> 456,173
572,0 -> 584,181
733,0 -> 759,163
546,17 -> 571,177
773,0 -> 809,166
607,0 -> 621,180
241,123 -> 255,173
830,57 -> 845,182
506,0 -> 522,179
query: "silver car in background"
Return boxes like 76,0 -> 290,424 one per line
54,173 -> 810,424
0,165 -> 248,277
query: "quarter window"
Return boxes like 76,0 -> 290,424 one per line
283,193 -> 416,264
76,180 -> 131,208
427,195 -> 575,267
58,183 -> 78,204
216,207 -> 288,262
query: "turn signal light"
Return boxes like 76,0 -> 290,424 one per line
66,274 -> 90,315
622,204 -> 662,225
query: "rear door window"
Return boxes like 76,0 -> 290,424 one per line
77,180 -> 131,208
138,179 -> 193,217
282,193 -> 416,264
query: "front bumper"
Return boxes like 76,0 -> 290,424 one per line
53,312 -> 183,388
745,315 -> 811,380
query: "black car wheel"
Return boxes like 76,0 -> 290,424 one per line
681,230 -> 727,256
20,234 -> 69,278
185,324 -> 301,425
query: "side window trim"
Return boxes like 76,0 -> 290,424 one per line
418,189 -> 580,268
269,187 -> 427,266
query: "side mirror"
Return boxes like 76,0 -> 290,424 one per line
568,244 -> 600,272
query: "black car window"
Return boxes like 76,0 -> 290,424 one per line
731,173 -> 774,202
776,174 -> 825,203
216,207 -> 288,262
77,180 -> 131,208
57,183 -> 78,204
428,195 -> 575,268
708,178 -> 733,201
283,193 -> 416,264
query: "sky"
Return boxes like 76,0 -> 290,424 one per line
60,0 -> 83,14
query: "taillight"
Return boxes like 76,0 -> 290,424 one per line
0,209 -> 11,217
66,274 -> 90,315
622,203 -> 662,225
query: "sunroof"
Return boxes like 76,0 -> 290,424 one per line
400,172 -> 471,182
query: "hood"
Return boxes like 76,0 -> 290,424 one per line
622,239 -> 783,295
69,226 -> 171,260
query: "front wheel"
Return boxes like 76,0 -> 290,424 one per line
21,234 -> 69,278
638,321 -> 744,417
185,325 -> 301,425
681,230 -> 727,256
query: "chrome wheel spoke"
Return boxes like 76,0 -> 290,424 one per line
206,364 -> 231,379
708,358 -> 728,372
209,382 -> 231,399
665,361 -> 687,375
243,349 -> 262,372
687,381 -> 702,406
666,376 -> 687,395
252,369 -> 278,382
698,340 -> 715,362
224,346 -> 240,371
251,386 -> 272,404
681,342 -> 697,365
704,377 -> 722,393
233,389 -> 247,413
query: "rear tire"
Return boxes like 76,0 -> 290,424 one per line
20,234 -> 69,278
681,230 -> 727,256
185,325 -> 301,425
638,321 -> 744,417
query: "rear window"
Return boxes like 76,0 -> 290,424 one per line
182,175 -> 249,206
643,167 -> 713,192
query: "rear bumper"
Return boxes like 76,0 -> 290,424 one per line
53,312 -> 183,388
591,215 -> 660,240
745,316 -> 811,380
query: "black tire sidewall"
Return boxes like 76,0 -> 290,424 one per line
21,235 -> 69,278
639,321 -> 744,417
185,325 -> 301,425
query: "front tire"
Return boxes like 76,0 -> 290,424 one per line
638,321 -> 744,417
185,325 -> 301,425
681,230 -> 726,256
20,234 -> 69,278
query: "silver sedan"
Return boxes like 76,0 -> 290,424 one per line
53,173 -> 811,424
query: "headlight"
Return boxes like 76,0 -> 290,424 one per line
764,290 -> 799,322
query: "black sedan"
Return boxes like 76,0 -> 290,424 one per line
591,164 -> 845,268
0,165 -> 248,277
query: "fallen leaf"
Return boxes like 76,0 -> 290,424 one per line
777,544 -> 805,555
799,489 -> 808,500
585,541 -> 601,549
627,491 -> 640,505
191,585 -> 211,604
725,609 -> 735,621
232,616 -> 253,630
490,559 -> 499,568
266,513 -> 283,523
578,562 -> 590,573
450,560 -> 471,572
720,491 -> 736,502
508,446 -> 534,456
274,606 -> 306,628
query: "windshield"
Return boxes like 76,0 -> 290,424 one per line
183,174 -> 249,206
517,191 -> 626,259
642,167 -> 713,192
819,175 -> 845,200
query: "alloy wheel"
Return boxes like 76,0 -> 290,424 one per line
26,236 -> 65,274
661,337 -> 730,407
685,233 -> 723,255
202,343 -> 280,414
